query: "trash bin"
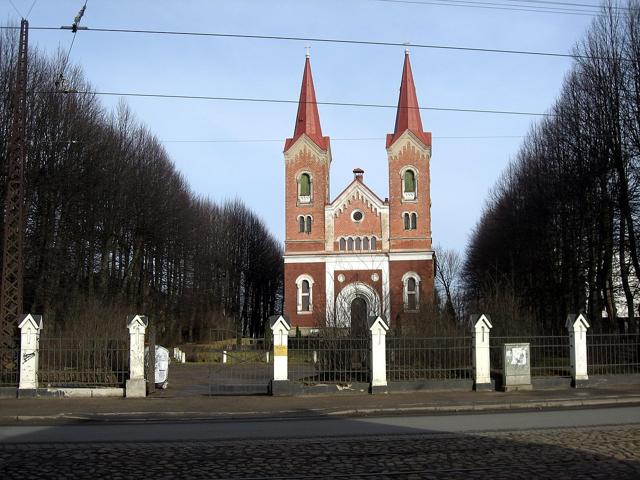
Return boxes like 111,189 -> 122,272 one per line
145,345 -> 170,389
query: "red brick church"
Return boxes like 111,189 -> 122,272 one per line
283,51 -> 434,334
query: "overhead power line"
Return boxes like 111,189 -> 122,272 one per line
161,135 -> 524,144
2,25 -> 592,60
53,89 -> 553,117
369,0 -> 603,15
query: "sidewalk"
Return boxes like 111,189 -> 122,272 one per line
1,384 -> 639,424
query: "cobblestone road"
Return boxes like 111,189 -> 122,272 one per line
1,424 -> 639,479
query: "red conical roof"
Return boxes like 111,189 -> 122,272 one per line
386,51 -> 431,148
285,55 -> 329,152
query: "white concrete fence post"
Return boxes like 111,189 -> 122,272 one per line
18,314 -> 43,397
126,314 -> 148,398
269,315 -> 291,395
471,314 -> 493,391
566,313 -> 590,387
369,316 -> 389,394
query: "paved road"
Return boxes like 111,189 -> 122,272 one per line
1,407 -> 639,478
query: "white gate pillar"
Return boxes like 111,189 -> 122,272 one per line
471,314 -> 493,391
18,314 -> 43,395
566,313 -> 590,387
269,315 -> 292,395
126,314 -> 148,398
369,316 -> 389,394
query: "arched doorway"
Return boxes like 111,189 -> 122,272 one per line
350,297 -> 368,336
334,281 -> 381,328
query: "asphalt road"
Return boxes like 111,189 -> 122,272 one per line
1,407 -> 639,479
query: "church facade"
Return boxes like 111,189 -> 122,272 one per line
283,52 -> 434,334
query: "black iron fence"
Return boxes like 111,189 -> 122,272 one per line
38,337 -> 129,388
587,333 -> 640,375
289,336 -> 370,384
490,335 -> 571,377
386,336 -> 473,381
0,344 -> 19,387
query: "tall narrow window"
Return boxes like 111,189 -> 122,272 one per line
402,272 -> 421,312
305,215 -> 312,233
411,213 -> 417,230
403,169 -> 416,200
301,280 -> 310,312
299,173 -> 311,203
299,216 -> 305,233
297,275 -> 314,313
371,237 -> 377,250
355,237 -> 362,250
339,238 -> 346,250
347,238 -> 354,251
404,213 -> 411,230
363,237 -> 370,250
407,278 -> 417,310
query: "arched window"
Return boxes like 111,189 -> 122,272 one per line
301,280 -> 311,311
402,272 -> 421,312
298,173 -> 311,203
296,275 -> 314,313
411,212 -> 417,230
339,238 -> 346,250
299,216 -> 305,233
305,215 -> 312,233
355,237 -> 362,250
370,237 -> 377,250
402,168 -> 417,200
347,238 -> 354,251
363,237 -> 370,250
404,213 -> 411,230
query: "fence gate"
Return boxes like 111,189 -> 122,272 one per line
207,342 -> 273,395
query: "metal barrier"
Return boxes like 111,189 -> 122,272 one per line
38,337 -> 129,388
386,336 -> 473,381
491,336 -> 570,377
289,336 -> 370,384
208,345 -> 273,394
0,345 -> 19,386
587,333 -> 640,375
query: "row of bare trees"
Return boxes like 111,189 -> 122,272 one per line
0,27 -> 283,342
465,2 -> 640,332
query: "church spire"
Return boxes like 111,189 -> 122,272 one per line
285,54 -> 329,152
386,51 -> 431,148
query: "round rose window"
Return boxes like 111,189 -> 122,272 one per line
352,210 -> 364,222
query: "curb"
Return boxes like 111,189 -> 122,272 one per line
2,395 -> 640,423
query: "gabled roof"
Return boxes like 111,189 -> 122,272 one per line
328,177 -> 387,217
284,55 -> 330,152
386,51 -> 432,149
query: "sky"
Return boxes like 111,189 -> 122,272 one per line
1,0 -> 598,253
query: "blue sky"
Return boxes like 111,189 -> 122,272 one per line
2,0 -> 597,252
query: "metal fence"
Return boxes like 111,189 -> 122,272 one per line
207,344 -> 273,394
289,336 -> 370,384
0,344 -> 19,387
386,336 -> 473,381
587,333 -> 640,375
38,337 -> 129,388
491,335 -> 571,377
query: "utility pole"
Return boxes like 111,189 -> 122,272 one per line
0,19 -> 29,350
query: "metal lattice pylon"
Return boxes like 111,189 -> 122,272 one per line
0,19 -> 28,349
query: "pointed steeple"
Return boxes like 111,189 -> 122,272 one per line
285,54 -> 329,152
386,51 -> 431,148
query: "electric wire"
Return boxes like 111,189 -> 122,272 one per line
369,0 -> 602,15
7,0 -> 23,18
52,89 -> 553,117
2,25 -> 624,62
25,0 -> 38,19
